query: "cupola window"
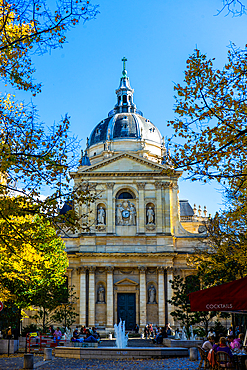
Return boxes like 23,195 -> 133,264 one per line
123,95 -> 127,104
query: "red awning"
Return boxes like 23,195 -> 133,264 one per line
189,276 -> 247,312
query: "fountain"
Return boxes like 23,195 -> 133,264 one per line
55,322 -> 188,359
114,318 -> 128,348
181,326 -> 187,340
189,325 -> 196,341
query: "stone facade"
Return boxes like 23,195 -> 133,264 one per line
63,62 -> 206,332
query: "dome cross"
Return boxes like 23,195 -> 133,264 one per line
122,57 -> 127,77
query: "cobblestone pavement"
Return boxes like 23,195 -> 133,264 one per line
0,354 -> 200,369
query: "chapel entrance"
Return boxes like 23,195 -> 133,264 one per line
117,293 -> 136,330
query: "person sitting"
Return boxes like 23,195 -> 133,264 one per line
53,327 -> 62,344
215,337 -> 233,359
228,335 -> 241,350
238,333 -> 245,348
84,330 -> 97,343
73,328 -> 79,339
208,327 -> 216,338
92,327 -> 100,340
202,336 -> 215,352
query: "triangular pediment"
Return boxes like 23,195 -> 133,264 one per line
79,153 -> 168,174
114,278 -> 139,286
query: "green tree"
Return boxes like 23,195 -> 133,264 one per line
51,286 -> 79,330
168,275 -> 217,338
188,211 -> 247,286
168,47 -> 247,191
0,214 -> 68,315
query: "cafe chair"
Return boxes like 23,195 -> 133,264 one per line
215,351 -> 235,369
198,346 -> 210,369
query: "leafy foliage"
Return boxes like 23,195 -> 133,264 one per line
168,46 -> 247,192
51,286 -> 79,330
188,211 -> 247,286
0,214 -> 68,308
169,275 -> 216,337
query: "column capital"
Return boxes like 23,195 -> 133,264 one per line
137,182 -> 146,189
166,266 -> 174,272
88,266 -> 96,272
105,266 -> 114,272
106,182 -> 115,189
138,265 -> 147,273
157,266 -> 164,273
163,182 -> 171,188
77,266 -> 87,274
155,181 -> 163,189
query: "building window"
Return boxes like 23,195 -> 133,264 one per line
116,190 -> 134,199
123,95 -> 127,104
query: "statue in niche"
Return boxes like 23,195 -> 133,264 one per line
97,206 -> 105,225
116,204 -> 123,225
97,284 -> 105,303
129,202 -> 136,225
147,206 -> 155,225
148,284 -> 156,304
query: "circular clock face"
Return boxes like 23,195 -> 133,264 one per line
122,210 -> 130,218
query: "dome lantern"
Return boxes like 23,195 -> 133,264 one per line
114,57 -> 137,114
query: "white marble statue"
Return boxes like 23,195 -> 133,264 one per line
148,284 -> 156,303
147,206 -> 155,224
97,206 -> 105,225
97,284 -> 105,303
129,203 -> 136,225
116,204 -> 123,225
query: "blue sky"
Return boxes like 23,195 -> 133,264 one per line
6,0 -> 247,216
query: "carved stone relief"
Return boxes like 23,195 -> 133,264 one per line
116,201 -> 136,226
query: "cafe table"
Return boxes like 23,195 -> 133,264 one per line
232,350 -> 247,370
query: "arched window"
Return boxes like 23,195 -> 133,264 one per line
116,190 -> 135,199
123,95 -> 127,104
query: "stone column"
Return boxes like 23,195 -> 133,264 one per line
163,182 -> 171,234
88,266 -> 96,327
137,182 -> 145,233
106,183 -> 115,234
106,266 -> 114,328
169,183 -> 179,235
157,267 -> 165,326
78,266 -> 87,326
138,266 -> 147,328
155,181 -> 163,233
166,267 -> 174,325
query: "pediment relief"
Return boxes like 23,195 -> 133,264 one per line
114,278 -> 139,286
79,153 -> 168,174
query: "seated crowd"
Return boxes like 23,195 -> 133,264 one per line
71,326 -> 100,343
202,330 -> 246,369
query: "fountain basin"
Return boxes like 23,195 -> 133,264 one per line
163,339 -> 203,348
55,346 -> 189,359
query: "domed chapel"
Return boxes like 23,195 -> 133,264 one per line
65,58 -> 207,332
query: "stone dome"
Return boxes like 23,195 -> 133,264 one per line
86,58 -> 165,165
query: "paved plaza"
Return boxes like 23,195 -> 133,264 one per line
0,354 -> 200,369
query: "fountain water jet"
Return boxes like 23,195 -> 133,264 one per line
114,318 -> 128,348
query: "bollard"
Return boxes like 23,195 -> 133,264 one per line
189,347 -> 198,361
23,353 -> 34,369
44,348 -> 52,361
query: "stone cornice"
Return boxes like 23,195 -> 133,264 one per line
70,252 -> 178,258
71,171 -> 177,178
